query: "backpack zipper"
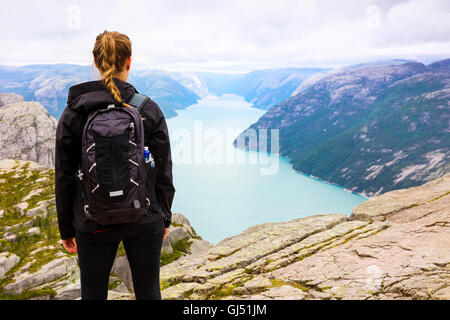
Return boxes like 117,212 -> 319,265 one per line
112,143 -> 117,188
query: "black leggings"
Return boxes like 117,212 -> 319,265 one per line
75,219 -> 165,300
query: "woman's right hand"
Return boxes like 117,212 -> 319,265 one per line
62,238 -> 77,253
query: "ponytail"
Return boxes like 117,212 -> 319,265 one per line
93,30 -> 133,108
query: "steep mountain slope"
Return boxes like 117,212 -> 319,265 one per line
235,59 -> 450,197
0,64 -> 200,119
0,64 -> 90,119
0,93 -> 57,167
131,67 -> 327,111
128,70 -> 200,118
191,67 -> 327,109
0,64 -> 326,119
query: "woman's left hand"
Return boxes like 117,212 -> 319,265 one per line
163,228 -> 169,240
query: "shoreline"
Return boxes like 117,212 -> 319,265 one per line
239,146 -> 371,199
292,168 -> 370,199
271,150 -> 370,199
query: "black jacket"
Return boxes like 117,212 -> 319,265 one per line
55,78 -> 175,239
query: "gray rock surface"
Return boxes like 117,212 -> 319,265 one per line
52,282 -> 81,300
171,213 -> 194,234
167,227 -> 191,245
243,285 -> 307,300
189,238 -> 214,255
351,173 -> 450,222
107,291 -> 135,300
159,173 -> 449,300
172,213 -> 192,227
112,282 -> 130,294
0,252 -> 20,278
4,256 -> 77,294
1,159 -> 447,300
161,238 -> 173,254
112,256 -> 133,292
13,202 -> 29,214
0,97 -> 57,167
27,227 -> 41,236
25,201 -> 49,217
0,93 -> 24,106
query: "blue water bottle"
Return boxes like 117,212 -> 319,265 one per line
144,146 -> 150,163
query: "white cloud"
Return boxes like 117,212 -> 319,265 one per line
380,0 -> 450,45
0,0 -> 449,72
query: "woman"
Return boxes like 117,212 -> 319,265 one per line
55,30 -> 175,300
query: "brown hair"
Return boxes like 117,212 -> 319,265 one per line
93,30 -> 132,108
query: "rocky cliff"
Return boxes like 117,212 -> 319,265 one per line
155,172 -> 449,300
0,160 -> 448,300
0,94 -> 57,167
236,59 -> 450,197
0,159 -> 212,300
0,93 -> 24,107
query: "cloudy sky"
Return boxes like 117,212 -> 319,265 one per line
0,0 -> 449,72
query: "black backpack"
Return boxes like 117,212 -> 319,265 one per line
77,93 -> 151,225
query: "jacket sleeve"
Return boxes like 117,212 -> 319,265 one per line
142,100 -> 175,228
55,109 -> 78,240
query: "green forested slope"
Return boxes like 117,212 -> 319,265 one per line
236,60 -> 450,196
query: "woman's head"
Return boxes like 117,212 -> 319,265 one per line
93,30 -> 132,108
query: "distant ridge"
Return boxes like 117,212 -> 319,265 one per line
235,59 -> 450,197
0,64 -> 200,119
0,64 -> 327,119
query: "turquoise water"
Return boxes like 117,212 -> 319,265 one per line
166,94 -> 367,244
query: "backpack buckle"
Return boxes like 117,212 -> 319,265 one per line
83,204 -> 94,220
146,197 -> 151,207
76,170 -> 84,181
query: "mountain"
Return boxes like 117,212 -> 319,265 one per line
128,69 -> 200,118
0,93 -> 57,167
0,64 -> 201,119
1,160 -> 448,300
0,63 -> 327,119
235,59 -> 450,197
132,67 -> 328,111
190,67 -> 328,109
0,64 -> 91,119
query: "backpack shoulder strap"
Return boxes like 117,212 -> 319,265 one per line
127,93 -> 149,111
